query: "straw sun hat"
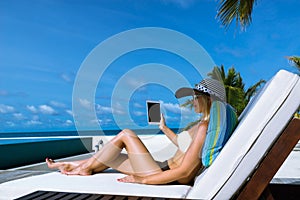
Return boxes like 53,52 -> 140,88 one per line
175,78 -> 226,102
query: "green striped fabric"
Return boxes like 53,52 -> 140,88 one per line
201,101 -> 238,167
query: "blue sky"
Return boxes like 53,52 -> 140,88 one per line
1,0 -> 299,133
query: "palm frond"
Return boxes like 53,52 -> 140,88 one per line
226,85 -> 245,115
216,0 -> 257,30
286,56 -> 300,74
180,99 -> 194,110
224,67 -> 238,86
245,79 -> 266,103
207,66 -> 225,82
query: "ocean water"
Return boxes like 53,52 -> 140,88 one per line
0,128 -> 181,145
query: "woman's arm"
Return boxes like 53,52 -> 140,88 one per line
159,113 -> 178,146
119,122 -> 208,185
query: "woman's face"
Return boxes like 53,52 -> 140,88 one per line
193,95 -> 204,113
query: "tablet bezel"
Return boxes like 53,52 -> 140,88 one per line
146,100 -> 161,125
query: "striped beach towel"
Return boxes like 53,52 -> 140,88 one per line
202,101 -> 238,167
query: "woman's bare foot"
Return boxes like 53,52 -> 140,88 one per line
46,158 -> 76,174
64,165 -> 93,176
46,158 -> 92,175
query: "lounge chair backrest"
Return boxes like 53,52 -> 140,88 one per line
187,70 -> 300,199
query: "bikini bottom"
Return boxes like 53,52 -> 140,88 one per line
156,160 -> 170,171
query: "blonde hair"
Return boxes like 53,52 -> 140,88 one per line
199,95 -> 212,122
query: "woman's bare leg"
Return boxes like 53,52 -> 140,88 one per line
65,129 -> 162,176
46,158 -> 88,174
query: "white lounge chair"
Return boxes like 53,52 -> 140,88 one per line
1,69 -> 299,200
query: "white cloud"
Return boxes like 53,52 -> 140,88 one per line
60,72 -> 74,83
113,109 -> 125,115
79,98 -> 92,109
26,120 -> 42,126
96,104 -> 112,114
164,115 -> 180,121
26,105 -> 38,113
66,109 -> 73,116
162,102 -> 191,114
133,111 -> 145,116
0,104 -> 15,113
90,119 -> 101,125
112,102 -> 126,115
26,115 -> 42,126
13,113 -> 25,120
127,78 -> 145,88
39,105 -> 57,115
96,118 -> 113,125
104,119 -> 112,124
134,103 -> 144,108
6,121 -> 15,127
50,101 -> 66,108
63,120 -> 73,126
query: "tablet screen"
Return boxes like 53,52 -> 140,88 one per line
146,101 -> 160,124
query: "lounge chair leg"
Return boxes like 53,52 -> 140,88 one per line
261,186 -> 274,200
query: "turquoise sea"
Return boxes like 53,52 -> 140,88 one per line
0,128 -> 181,145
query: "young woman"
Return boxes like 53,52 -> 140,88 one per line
46,79 -> 226,185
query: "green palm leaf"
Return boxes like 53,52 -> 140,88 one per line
245,79 -> 265,103
216,0 -> 257,30
286,56 -> 300,74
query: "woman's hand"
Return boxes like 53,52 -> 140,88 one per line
117,175 -> 144,184
159,113 -> 166,130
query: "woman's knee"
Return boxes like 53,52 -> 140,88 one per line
121,129 -> 138,138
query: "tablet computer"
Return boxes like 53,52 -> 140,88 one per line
146,100 -> 161,124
